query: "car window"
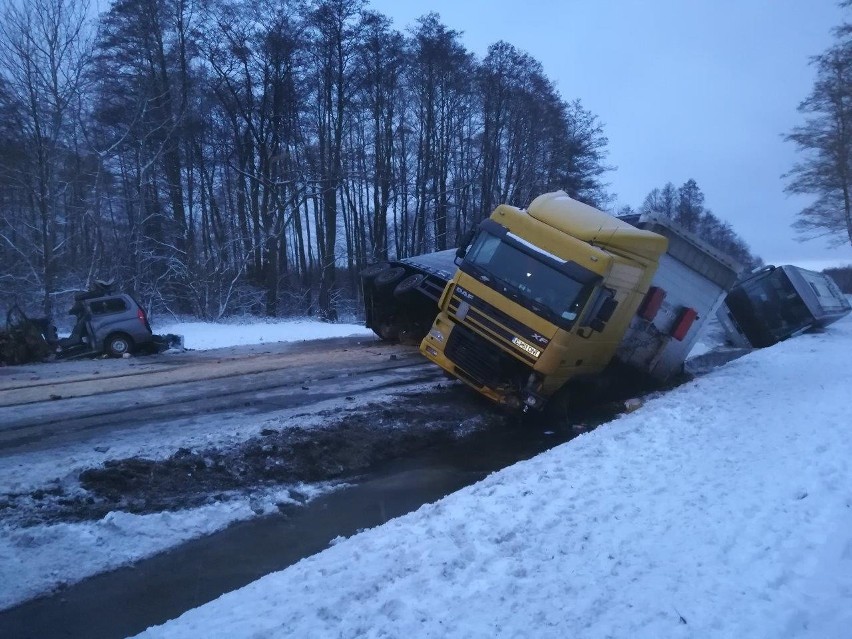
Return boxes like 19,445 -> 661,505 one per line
89,298 -> 128,316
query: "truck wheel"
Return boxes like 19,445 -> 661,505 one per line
106,333 -> 134,358
377,322 -> 400,341
374,266 -> 406,290
361,262 -> 391,282
394,273 -> 426,298
542,386 -> 571,425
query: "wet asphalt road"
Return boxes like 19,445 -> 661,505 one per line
0,336 -> 435,455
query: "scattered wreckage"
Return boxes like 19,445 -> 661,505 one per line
0,281 -> 182,365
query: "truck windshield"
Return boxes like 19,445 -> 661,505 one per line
726,268 -> 813,347
463,230 -> 592,326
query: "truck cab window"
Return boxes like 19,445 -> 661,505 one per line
463,229 -> 595,328
467,232 -> 501,265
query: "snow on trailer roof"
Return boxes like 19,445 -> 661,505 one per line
399,248 -> 458,282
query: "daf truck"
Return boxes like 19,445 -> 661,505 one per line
417,191 -> 742,412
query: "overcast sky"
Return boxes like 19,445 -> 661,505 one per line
369,0 -> 852,266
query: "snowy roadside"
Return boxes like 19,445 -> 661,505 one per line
137,316 -> 852,639
155,318 -> 373,351
0,482 -> 331,611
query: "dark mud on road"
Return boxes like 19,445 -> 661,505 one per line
3,344 -> 752,529
4,385 -> 499,527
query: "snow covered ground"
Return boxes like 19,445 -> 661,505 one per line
3,313 -> 850,637
155,318 -> 373,350
135,315 -> 852,639
0,483 -> 331,611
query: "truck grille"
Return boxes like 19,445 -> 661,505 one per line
445,323 -> 530,388
448,290 -> 547,365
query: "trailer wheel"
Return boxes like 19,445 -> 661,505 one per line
374,266 -> 406,290
361,262 -> 391,282
105,333 -> 134,358
394,273 -> 426,298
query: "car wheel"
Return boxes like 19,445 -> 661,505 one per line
106,333 -> 133,358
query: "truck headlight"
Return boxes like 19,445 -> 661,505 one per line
425,346 -> 438,357
524,394 -> 544,409
428,328 -> 444,342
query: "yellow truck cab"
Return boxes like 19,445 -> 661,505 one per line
420,191 -> 740,411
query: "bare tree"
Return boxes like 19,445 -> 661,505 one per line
0,0 -> 93,316
355,11 -> 404,264
409,14 -> 473,253
305,0 -> 364,321
479,43 -> 611,218
785,30 -> 852,247
200,0 -> 309,316
640,182 -> 678,218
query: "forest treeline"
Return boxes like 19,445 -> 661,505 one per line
0,0 -> 758,323
0,0 -> 612,321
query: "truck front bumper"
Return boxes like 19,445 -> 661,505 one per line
420,314 -> 541,410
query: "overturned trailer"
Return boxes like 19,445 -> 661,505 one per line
361,250 -> 456,343
716,265 -> 851,348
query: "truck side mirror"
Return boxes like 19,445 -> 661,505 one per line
590,297 -> 618,332
597,297 -> 618,322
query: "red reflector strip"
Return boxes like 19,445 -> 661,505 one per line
671,307 -> 698,341
638,286 -> 666,321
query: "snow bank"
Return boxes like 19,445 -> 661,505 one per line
139,317 -> 852,639
155,319 -> 373,350
0,484 -> 330,611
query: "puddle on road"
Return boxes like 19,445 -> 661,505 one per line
0,401 -> 616,639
